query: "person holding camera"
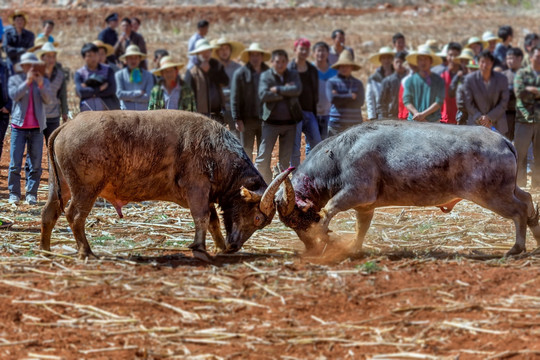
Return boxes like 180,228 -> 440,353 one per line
7,52 -> 52,205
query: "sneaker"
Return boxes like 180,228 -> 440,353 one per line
8,194 -> 20,205
25,194 -> 38,205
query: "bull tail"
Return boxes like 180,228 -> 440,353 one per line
502,137 -> 521,189
47,125 -> 65,211
527,203 -> 540,227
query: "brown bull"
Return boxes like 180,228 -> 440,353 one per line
41,110 -> 291,260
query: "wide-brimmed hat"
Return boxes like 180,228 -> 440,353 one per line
35,42 -> 60,59
331,49 -> 361,71
465,36 -> 487,49
188,38 -> 218,55
457,48 -> 475,61
211,37 -> 245,60
10,10 -> 28,23
240,43 -> 271,63
28,37 -> 60,53
93,40 -> 114,56
466,59 -> 479,69
482,31 -> 502,44
436,44 -> 449,58
425,39 -> 440,53
369,46 -> 396,65
19,52 -> 44,66
405,45 -> 443,67
152,56 -> 185,76
119,45 -> 147,61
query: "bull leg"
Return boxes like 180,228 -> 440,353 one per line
208,204 -> 226,252
186,187 -> 214,262
41,177 -> 71,252
515,188 -> 540,246
65,193 -> 98,259
350,208 -> 375,254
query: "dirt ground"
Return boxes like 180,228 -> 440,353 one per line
1,3 -> 540,360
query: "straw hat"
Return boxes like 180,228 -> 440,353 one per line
28,37 -> 59,53
19,52 -> 44,66
466,59 -> 479,69
93,40 -> 114,56
425,39 -> 440,53
331,49 -> 361,71
119,45 -> 147,61
211,37 -> 245,60
188,39 -> 218,55
35,42 -> 60,59
405,45 -> 443,67
482,31 -> 502,44
436,44 -> 449,58
152,56 -> 184,76
369,46 -> 396,65
465,36 -> 487,49
240,43 -> 271,63
457,48 -> 475,61
10,10 -> 28,23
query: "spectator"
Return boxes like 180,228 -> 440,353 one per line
0,58 -> 12,162
312,41 -> 337,140
148,56 -> 196,111
0,17 -> 3,45
115,45 -> 154,110
75,43 -> 120,112
288,38 -> 320,167
114,18 -> 147,70
392,32 -> 408,54
522,33 -> 540,69
503,47 -> 524,141
432,43 -> 448,76
37,20 -> 55,43
326,50 -> 364,136
514,45 -> 540,188
151,49 -> 169,72
212,37 -> 245,137
35,42 -> 68,143
255,49 -> 302,183
378,51 -> 408,119
440,42 -> 462,124
230,43 -> 271,161
465,36 -> 486,62
131,17 -> 141,33
92,40 -> 119,72
464,50 -> 509,135
403,45 -> 445,122
451,48 -> 475,125
328,29 -> 354,66
366,46 -> 395,120
185,39 -> 228,123
494,26 -> 514,68
482,31 -> 504,69
3,10 -> 35,69
187,20 -> 209,70
7,52 -> 52,205
98,13 -> 119,64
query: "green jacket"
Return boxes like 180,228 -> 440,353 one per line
148,78 -> 197,111
514,65 -> 540,123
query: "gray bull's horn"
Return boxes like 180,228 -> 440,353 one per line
260,167 -> 295,217
278,176 -> 296,217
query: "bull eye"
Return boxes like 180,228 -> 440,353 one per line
254,214 -> 264,226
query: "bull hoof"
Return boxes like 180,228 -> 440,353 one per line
78,251 -> 99,260
192,249 -> 215,263
505,245 -> 525,257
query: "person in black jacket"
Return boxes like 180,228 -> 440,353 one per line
2,10 -> 35,70
288,38 -> 320,167
230,43 -> 270,161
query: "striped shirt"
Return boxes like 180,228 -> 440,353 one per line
326,74 -> 365,125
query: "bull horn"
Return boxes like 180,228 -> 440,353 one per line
260,167 -> 295,217
278,176 -> 296,216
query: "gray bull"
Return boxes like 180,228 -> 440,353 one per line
41,110 -> 292,260
276,120 -> 540,256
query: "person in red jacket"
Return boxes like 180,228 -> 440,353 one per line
440,42 -> 463,124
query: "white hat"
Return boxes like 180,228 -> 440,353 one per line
35,42 -> 60,59
188,39 -> 218,55
19,52 -> 44,66
482,31 -> 502,44
240,43 -> 271,63
119,45 -> 147,61
369,46 -> 396,65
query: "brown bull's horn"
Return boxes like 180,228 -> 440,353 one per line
260,167 -> 295,217
278,176 -> 296,217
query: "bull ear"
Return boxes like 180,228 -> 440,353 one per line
240,186 -> 262,203
277,176 -> 296,216
260,167 -> 295,217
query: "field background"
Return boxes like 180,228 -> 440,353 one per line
0,1 -> 539,359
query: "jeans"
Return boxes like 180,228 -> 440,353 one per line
506,111 -> 516,141
317,115 -> 330,141
8,127 -> 44,197
291,111 -> 321,167
240,118 -> 262,162
0,113 -> 9,162
255,122 -> 297,184
514,122 -> 540,187
43,117 -> 61,144
328,119 -> 360,137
